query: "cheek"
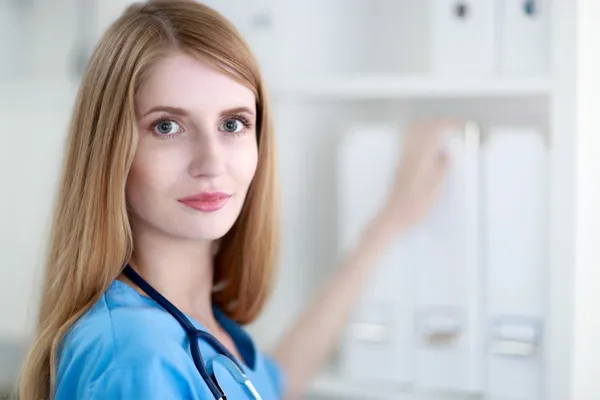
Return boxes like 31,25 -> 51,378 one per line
126,143 -> 187,207
230,139 -> 259,189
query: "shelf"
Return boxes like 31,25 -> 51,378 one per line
0,75 -> 551,111
270,75 -> 552,100
307,372 -> 483,400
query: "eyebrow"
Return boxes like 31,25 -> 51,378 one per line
142,105 -> 256,118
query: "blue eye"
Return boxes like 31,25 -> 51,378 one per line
219,118 -> 245,134
153,119 -> 182,136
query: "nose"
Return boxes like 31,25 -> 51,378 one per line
188,132 -> 227,178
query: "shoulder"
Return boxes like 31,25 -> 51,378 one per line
57,289 -> 183,364
55,292 -> 210,399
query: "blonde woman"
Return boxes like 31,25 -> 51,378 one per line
18,1 -> 452,399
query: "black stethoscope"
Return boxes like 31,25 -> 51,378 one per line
122,264 -> 263,400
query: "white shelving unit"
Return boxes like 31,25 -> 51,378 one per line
224,1 -> 572,400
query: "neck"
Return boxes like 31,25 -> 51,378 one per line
124,226 -> 217,326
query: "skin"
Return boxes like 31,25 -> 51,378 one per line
123,51 -> 455,399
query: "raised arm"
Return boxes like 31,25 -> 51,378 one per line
271,120 -> 459,400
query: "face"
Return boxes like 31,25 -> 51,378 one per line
126,52 -> 258,242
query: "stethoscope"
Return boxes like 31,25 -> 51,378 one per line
122,264 -> 263,400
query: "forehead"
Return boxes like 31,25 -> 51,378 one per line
135,52 -> 256,114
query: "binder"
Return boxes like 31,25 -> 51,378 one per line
412,124 -> 483,393
497,0 -> 550,75
430,0 -> 496,76
482,127 -> 548,400
336,124 -> 414,385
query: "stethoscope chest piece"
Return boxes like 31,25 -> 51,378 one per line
208,355 -> 263,400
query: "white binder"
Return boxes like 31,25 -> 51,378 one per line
497,0 -> 550,75
430,0 -> 497,76
336,125 -> 414,385
483,127 -> 548,400
412,124 -> 483,393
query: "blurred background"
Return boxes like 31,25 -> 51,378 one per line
1,0 -> 598,399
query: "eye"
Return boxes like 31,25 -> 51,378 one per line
152,119 -> 183,136
219,118 -> 246,134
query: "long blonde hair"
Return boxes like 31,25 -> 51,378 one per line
18,1 -> 279,398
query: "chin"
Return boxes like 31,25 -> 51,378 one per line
176,213 -> 240,241
185,225 -> 235,241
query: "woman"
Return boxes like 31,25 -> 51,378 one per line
18,1 -> 452,399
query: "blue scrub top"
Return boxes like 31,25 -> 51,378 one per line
55,280 -> 286,399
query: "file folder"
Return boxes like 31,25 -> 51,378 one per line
411,124 -> 483,393
483,127 -> 548,400
430,0 -> 496,76
497,0 -> 549,75
336,124 -> 414,385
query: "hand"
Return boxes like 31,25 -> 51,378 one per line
378,119 -> 462,231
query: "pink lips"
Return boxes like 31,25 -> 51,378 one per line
178,192 -> 232,212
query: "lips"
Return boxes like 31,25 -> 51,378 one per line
178,192 -> 232,212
